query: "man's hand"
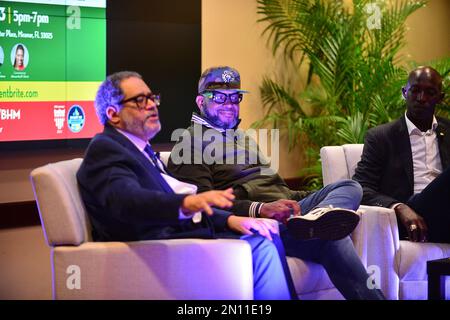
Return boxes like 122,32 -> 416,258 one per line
395,203 -> 428,242
260,199 -> 301,224
182,188 -> 235,216
227,215 -> 278,241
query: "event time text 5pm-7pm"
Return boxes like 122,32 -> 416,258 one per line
0,6 -> 50,27
0,5 -> 52,39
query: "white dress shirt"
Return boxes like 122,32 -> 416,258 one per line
404,113 -> 443,194
116,128 -> 202,222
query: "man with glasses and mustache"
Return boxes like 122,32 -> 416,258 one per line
168,66 -> 385,299
76,71 -> 295,300
353,66 -> 450,243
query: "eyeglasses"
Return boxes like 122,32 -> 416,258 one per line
120,93 -> 161,109
201,91 -> 243,104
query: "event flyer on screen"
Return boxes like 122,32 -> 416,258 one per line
0,0 -> 106,142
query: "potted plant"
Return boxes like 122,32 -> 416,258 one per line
255,0 -> 449,188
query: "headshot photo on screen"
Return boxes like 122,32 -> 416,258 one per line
0,45 -> 4,67
11,43 -> 29,71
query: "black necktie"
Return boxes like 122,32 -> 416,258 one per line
142,144 -> 173,193
144,144 -> 168,175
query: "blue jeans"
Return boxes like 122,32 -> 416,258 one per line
298,179 -> 362,212
240,233 -> 292,300
280,180 -> 385,300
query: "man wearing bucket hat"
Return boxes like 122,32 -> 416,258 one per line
168,66 -> 385,300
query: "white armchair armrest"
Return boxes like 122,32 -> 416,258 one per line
352,205 -> 399,300
53,238 -> 253,300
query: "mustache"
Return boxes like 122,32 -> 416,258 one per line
145,111 -> 159,120
217,109 -> 237,114
411,103 -> 432,108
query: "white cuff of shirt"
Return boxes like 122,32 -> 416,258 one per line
390,203 -> 403,210
179,209 -> 202,223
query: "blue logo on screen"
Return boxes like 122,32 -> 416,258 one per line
67,105 -> 85,133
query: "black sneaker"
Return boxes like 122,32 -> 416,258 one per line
286,206 -> 360,241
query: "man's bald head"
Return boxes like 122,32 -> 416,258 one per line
406,66 -> 443,90
403,66 -> 445,130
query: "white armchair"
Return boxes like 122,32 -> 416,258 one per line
320,144 -> 450,300
164,152 -> 347,299
30,158 -> 254,299
31,152 -> 399,300
32,155 -> 349,300
161,153 -> 347,300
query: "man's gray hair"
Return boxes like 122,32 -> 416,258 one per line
95,71 -> 142,125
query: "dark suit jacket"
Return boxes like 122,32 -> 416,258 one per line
76,124 -> 231,241
353,116 -> 450,208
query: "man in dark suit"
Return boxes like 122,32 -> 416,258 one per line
353,66 -> 449,243
76,71 -> 292,299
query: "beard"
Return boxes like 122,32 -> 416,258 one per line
407,103 -> 435,120
202,107 -> 238,129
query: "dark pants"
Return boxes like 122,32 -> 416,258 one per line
282,180 -> 385,300
219,180 -> 385,300
406,166 -> 450,243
